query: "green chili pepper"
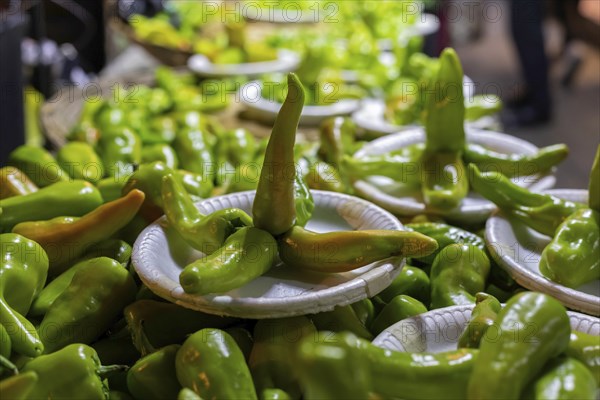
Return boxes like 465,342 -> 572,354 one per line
565,331 -> 600,384
253,73 -> 305,236
539,207 -> 600,288
97,127 -> 142,178
179,226 -> 276,295
317,117 -> 356,168
261,388 -> 292,400
468,164 -> 583,236
172,127 -> 215,183
249,316 -> 316,399
463,143 -> 568,178
8,145 -> 69,187
589,146 -> 600,213
421,48 -> 468,210
350,298 -> 376,329
0,233 -> 48,357
127,344 -> 181,400
0,166 -> 38,199
30,243 -> 132,317
278,226 -> 438,273
38,256 -> 136,353
141,144 -> 179,169
0,323 -> 11,359
370,295 -> 428,336
13,189 -> 144,275
162,174 -> 252,254
523,357 -> 597,400
0,180 -> 103,232
458,292 -> 501,349
0,371 -> 38,400
123,300 -> 238,356
57,141 -> 105,184
69,99 -> 104,145
305,161 -> 346,193
293,174 -> 314,228
176,328 -> 257,400
377,265 -> 431,305
178,388 -> 203,400
430,244 -> 490,309
22,343 -> 126,399
464,94 -> 502,121
177,169 -> 214,199
296,332 -> 371,399
225,327 -> 253,362
467,292 -> 571,399
310,305 -> 373,340
96,175 -> 133,203
142,116 -> 177,144
215,128 -> 256,167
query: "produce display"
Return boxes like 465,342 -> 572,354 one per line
1,4 -> 599,394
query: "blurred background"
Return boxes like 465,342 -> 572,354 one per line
1,0 -> 599,187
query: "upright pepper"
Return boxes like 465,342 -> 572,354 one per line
421,48 -> 468,210
377,265 -> 431,304
253,73 -> 305,236
38,257 -> 137,353
278,226 -> 438,273
463,143 -> 568,178
123,300 -> 238,356
429,244 -> 490,309
565,331 -> 600,384
249,316 -> 316,399
523,357 -> 597,400
127,344 -> 182,400
176,328 -> 257,400
370,295 -> 428,336
0,166 -> 38,199
8,145 -> 69,187
179,226 -> 277,295
458,292 -> 501,349
161,174 -> 252,254
0,180 -> 103,232
467,292 -> 571,400
12,189 -> 144,275
0,233 -> 48,357
468,164 -> 583,236
22,344 -> 126,400
57,141 -> 105,183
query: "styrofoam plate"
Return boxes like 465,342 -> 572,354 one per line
187,50 -> 300,78
132,190 -> 405,319
486,189 -> 599,316
373,304 -> 599,353
351,127 -> 557,223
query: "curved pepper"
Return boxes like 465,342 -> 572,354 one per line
141,144 -> 179,169
310,305 -> 373,340
176,328 -> 257,400
378,265 -> 431,304
57,141 -> 105,183
370,295 -> 428,336
179,226 -> 277,295
22,343 -> 127,400
278,226 -> 438,273
468,164 -> 583,236
123,300 -> 238,356
0,180 -> 103,232
38,257 -> 137,353
253,73 -> 305,236
249,316 -> 316,399
8,145 -> 69,187
589,145 -> 600,212
0,166 -> 38,199
430,244 -> 490,309
12,189 -> 144,275
524,357 -> 597,400
0,233 -> 48,357
463,143 -> 568,178
317,116 -> 356,168
162,174 -> 252,254
421,48 -> 468,210
539,207 -> 600,288
458,292 -> 501,349
467,292 -> 571,400
96,127 -> 142,178
0,371 -> 38,400
565,331 -> 600,385
127,344 -> 182,400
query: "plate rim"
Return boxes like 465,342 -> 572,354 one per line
485,188 -> 600,316
132,189 -> 408,319
187,49 -> 300,78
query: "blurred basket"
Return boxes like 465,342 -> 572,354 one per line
110,18 -> 192,67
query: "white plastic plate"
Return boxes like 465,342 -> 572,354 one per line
373,304 -> 600,353
132,190 -> 406,319
486,189 -> 599,316
187,50 -> 300,78
240,80 -> 360,126
351,127 -> 557,223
